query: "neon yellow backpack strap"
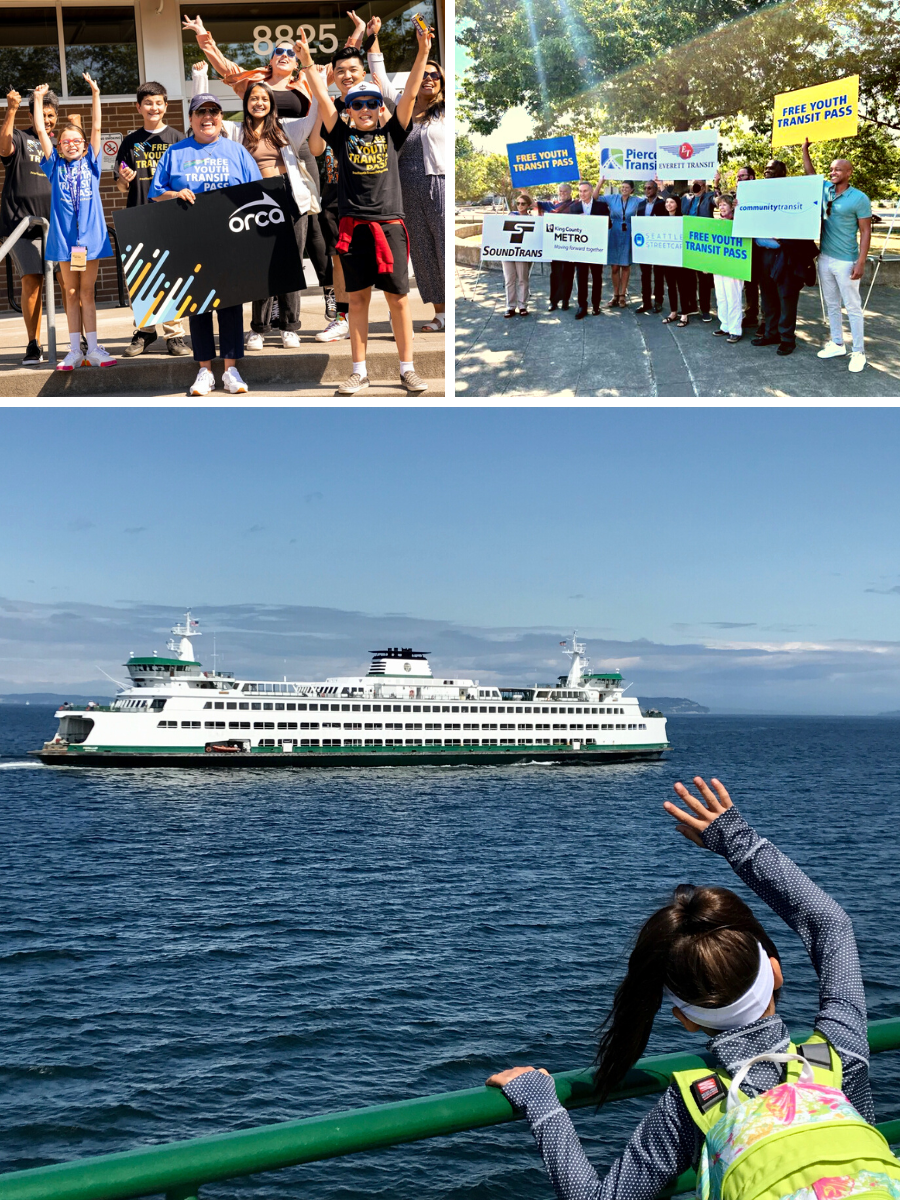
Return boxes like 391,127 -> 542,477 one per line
673,1067 -> 736,1135
788,1032 -> 843,1089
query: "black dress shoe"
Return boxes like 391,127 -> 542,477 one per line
653,304 -> 663,313
561,302 -> 570,310
635,305 -> 651,314
592,305 -> 601,315
777,342 -> 795,355
751,336 -> 779,346
574,306 -> 587,320
742,313 -> 759,327
548,302 -> 558,311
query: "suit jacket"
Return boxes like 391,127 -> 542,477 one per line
560,198 -> 610,220
636,197 -> 667,217
681,191 -> 717,218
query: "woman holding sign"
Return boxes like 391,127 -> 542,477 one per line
504,193 -> 534,316
605,181 -> 641,307
711,195 -> 743,343
660,194 -> 693,327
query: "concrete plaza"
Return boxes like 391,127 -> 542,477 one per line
455,263 -> 900,399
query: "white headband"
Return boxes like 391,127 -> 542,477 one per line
663,942 -> 774,1031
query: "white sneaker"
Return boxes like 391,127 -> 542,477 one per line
817,342 -> 847,359
56,349 -> 84,371
84,345 -> 117,367
315,314 -> 349,342
190,366 -> 216,396
281,329 -> 301,348
848,352 -> 867,373
245,332 -> 264,351
222,366 -> 249,394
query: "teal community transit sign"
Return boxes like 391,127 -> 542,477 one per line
681,216 -> 752,280
507,137 -> 579,189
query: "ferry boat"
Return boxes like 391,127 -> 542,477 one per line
33,614 -> 669,768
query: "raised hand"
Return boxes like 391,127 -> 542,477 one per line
663,776 -> 733,847
346,9 -> 366,35
182,14 -> 207,36
6,88 -> 21,108
33,83 -> 50,100
414,21 -> 434,55
294,29 -> 313,67
366,15 -> 382,36
83,71 -> 100,94
486,1067 -> 551,1087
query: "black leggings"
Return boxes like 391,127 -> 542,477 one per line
296,142 -> 330,286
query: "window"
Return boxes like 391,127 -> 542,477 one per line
0,9 -> 62,93
62,6 -> 140,96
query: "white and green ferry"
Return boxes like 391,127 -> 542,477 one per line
33,615 -> 669,768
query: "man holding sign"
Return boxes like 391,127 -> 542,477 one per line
560,180 -> 610,319
802,139 -> 872,373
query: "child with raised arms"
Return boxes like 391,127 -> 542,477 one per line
487,776 -> 881,1200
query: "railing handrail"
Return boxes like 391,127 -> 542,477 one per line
0,214 -> 56,366
3,1017 -> 900,1200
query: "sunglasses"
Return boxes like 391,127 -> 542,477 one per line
348,98 -> 380,110
271,46 -> 296,57
422,70 -> 441,81
194,106 -> 221,116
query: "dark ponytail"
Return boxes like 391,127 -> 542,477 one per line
592,885 -> 780,1105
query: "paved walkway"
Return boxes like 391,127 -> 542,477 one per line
0,281 -> 445,398
455,264 -> 900,398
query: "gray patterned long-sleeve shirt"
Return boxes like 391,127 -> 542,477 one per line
502,806 -> 872,1200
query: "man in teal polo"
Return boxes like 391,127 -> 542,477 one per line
802,139 -> 872,373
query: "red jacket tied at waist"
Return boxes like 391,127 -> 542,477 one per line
336,217 -> 408,273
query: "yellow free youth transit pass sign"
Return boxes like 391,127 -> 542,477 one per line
771,75 -> 859,147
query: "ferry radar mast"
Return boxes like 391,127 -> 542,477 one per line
167,611 -> 200,661
562,632 -> 589,686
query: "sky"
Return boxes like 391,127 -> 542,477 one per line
1,407 -> 900,713
456,39 -> 534,153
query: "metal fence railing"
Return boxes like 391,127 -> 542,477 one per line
0,215 -> 57,365
2,1017 -> 900,1200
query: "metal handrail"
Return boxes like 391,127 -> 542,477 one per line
0,214 -> 57,365
2,1017 -> 900,1200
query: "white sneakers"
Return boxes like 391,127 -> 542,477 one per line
245,332 -> 264,351
190,367 -> 215,396
817,342 -> 867,371
222,366 -> 248,394
315,314 -> 349,342
84,346 -> 117,367
281,330 -> 301,348
56,349 -> 84,371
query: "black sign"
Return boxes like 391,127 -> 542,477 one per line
113,177 -> 303,327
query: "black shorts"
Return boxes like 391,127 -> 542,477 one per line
339,222 -> 409,295
319,202 -> 339,256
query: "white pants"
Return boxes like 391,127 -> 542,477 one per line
503,261 -> 531,310
713,274 -> 744,336
818,252 -> 864,354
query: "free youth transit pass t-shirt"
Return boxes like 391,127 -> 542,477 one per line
147,136 -> 262,197
324,111 -> 410,220
116,126 -> 183,206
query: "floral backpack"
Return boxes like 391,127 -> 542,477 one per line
673,1034 -> 900,1200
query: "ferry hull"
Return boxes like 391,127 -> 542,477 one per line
33,745 -> 668,769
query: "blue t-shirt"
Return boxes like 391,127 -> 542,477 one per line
40,145 -> 112,262
820,183 -> 871,261
148,136 -> 262,197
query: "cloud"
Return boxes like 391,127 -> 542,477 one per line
245,524 -> 265,534
124,526 -> 147,534
706,621 -> 756,629
568,593 -> 585,599
66,518 -> 94,532
865,586 -> 900,595
303,491 -> 324,504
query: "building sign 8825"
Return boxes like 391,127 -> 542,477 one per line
253,23 -> 339,54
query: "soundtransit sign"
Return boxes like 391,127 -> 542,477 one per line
655,129 -> 719,180
631,216 -> 683,268
597,136 -> 657,181
682,217 -> 752,280
112,177 -> 303,329
480,212 -> 547,261
731,175 -> 825,240
771,75 -> 859,147
507,137 -> 579,189
543,214 -> 609,263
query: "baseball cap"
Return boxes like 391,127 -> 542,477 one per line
344,81 -> 383,106
189,93 -> 223,114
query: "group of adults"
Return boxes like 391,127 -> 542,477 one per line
503,147 -> 872,372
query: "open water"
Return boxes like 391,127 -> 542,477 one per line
2,708 -> 899,1200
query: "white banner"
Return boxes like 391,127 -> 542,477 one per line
480,212 -> 546,261
631,216 -> 683,267
597,136 -> 657,181
655,130 -> 719,181
542,214 -> 609,264
731,175 -> 825,240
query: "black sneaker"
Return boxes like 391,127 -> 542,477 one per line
166,336 -> 191,357
324,287 -> 337,321
122,330 -> 156,357
22,339 -> 44,365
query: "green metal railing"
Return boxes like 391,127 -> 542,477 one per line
3,1018 -> 900,1200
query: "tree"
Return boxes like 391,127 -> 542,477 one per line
456,133 -> 475,159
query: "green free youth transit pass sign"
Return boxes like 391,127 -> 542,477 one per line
682,216 -> 751,279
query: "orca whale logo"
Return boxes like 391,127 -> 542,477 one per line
228,196 -> 286,233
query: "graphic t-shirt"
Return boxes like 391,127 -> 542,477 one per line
116,125 -> 183,206
148,135 -> 262,197
820,183 -> 872,261
323,111 -> 410,220
40,145 -> 112,261
319,143 -> 339,210
0,126 -> 52,235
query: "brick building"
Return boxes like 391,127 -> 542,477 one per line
1,0 -> 444,315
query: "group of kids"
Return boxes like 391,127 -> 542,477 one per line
0,12 -> 445,395
487,776 -> 900,1200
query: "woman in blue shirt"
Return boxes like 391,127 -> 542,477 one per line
33,75 -> 115,370
149,93 -> 262,396
605,181 -> 641,307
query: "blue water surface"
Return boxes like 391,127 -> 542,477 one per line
1,709 -> 899,1199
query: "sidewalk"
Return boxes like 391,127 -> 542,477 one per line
455,264 -> 900,398
0,284 -> 445,398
